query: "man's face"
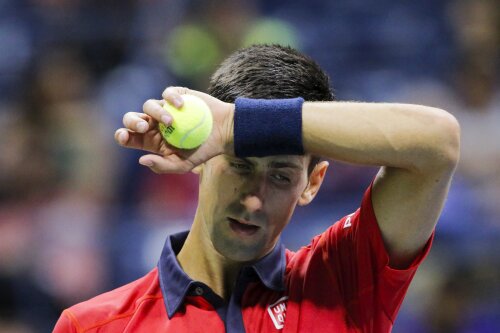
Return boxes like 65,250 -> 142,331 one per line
196,154 -> 311,262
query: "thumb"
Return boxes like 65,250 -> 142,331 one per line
138,154 -> 194,174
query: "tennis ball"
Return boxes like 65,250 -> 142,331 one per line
158,94 -> 213,149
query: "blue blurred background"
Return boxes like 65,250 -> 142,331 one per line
0,0 -> 499,332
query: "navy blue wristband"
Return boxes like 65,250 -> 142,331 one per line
234,97 -> 305,157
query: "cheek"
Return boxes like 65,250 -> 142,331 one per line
266,191 -> 301,226
200,171 -> 241,216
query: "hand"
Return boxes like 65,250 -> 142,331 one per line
114,87 -> 234,173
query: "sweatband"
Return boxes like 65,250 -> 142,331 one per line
234,97 -> 305,157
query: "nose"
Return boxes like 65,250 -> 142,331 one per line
240,195 -> 263,213
239,179 -> 266,212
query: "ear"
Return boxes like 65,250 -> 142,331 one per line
298,161 -> 329,206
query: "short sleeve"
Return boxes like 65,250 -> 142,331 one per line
53,310 -> 79,333
300,182 -> 433,326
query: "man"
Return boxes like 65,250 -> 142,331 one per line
54,45 -> 460,332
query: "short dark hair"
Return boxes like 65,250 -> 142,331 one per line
208,44 -> 334,174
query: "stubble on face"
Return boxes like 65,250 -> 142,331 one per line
195,155 -> 310,262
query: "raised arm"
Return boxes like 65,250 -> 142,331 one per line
302,102 -> 460,267
116,89 -> 460,267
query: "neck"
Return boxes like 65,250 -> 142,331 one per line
176,210 -> 243,300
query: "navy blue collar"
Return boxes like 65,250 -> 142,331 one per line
157,230 -> 286,318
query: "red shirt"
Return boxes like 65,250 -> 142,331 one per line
53,185 -> 433,332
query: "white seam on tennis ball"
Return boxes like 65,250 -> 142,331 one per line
179,108 -> 208,149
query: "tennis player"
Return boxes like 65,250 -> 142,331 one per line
54,45 -> 460,332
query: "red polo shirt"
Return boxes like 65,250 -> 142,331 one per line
53,185 -> 433,332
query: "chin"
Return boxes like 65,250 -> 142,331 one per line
224,251 -> 261,263
209,221 -> 270,262
212,238 -> 264,263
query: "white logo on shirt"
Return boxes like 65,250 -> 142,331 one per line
343,213 -> 355,229
267,296 -> 288,330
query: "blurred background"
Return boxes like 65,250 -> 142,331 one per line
0,0 -> 499,332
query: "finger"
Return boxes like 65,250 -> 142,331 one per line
163,86 -> 214,106
143,99 -> 173,126
122,112 -> 154,133
115,128 -> 146,150
115,128 -> 163,153
162,86 -> 190,108
114,128 -> 130,145
138,154 -> 194,174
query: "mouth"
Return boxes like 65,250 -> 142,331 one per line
227,217 -> 260,236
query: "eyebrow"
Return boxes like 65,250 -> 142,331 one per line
227,156 -> 302,170
268,161 -> 302,169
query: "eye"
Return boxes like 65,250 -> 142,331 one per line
230,162 -> 251,171
271,173 -> 290,183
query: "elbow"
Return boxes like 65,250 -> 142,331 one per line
428,109 -> 461,172
409,107 -> 460,174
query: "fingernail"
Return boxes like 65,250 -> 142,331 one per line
139,159 -> 153,167
137,121 -> 148,133
161,115 -> 171,124
173,97 -> 183,109
118,130 -> 127,143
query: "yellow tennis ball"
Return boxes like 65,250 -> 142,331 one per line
158,94 -> 213,149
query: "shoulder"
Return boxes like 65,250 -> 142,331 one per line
60,268 -> 163,331
285,185 -> 377,268
285,209 -> 359,266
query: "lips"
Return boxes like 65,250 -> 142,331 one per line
227,217 -> 260,236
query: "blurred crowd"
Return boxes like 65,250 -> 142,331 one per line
0,0 -> 499,332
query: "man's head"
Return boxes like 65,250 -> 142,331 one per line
208,44 -> 335,103
209,44 -> 334,174
195,45 -> 332,262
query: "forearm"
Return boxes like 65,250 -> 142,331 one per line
302,102 -> 460,173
